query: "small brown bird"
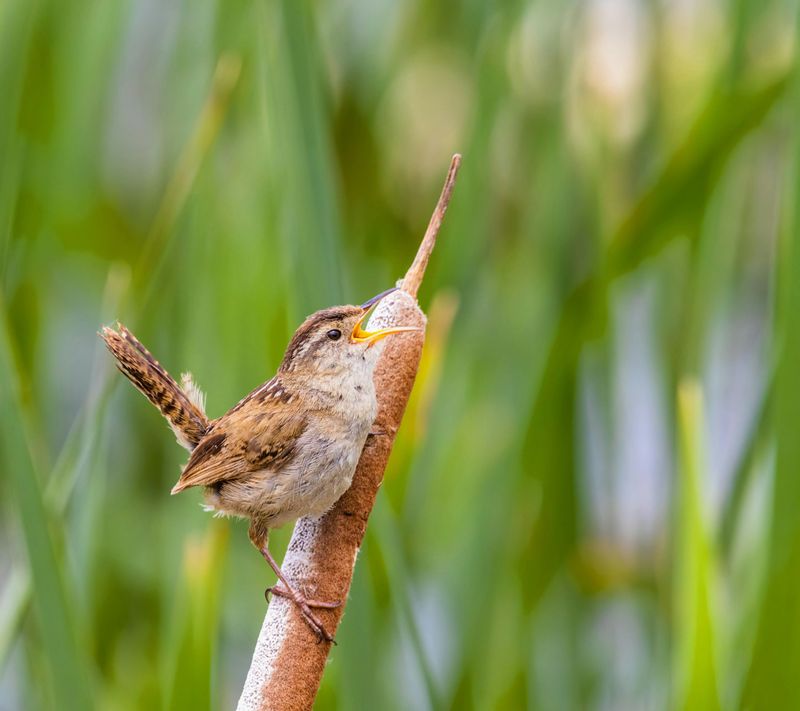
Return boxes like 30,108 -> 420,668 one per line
101,288 -> 417,641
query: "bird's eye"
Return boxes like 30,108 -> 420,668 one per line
326,329 -> 342,341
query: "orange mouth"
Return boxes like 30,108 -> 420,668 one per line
351,289 -> 420,344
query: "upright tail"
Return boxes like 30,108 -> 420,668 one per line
101,324 -> 210,450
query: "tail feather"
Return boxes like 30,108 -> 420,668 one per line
101,324 -> 209,450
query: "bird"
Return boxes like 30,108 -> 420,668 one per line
100,287 -> 418,641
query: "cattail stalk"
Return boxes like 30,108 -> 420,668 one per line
237,154 -> 461,711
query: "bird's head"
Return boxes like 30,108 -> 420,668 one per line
279,288 -> 419,376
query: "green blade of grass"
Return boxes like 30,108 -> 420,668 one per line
0,264 -> 129,671
133,53 -> 242,315
675,380 -> 721,711
264,0 -> 344,317
0,568 -> 30,671
0,295 -> 93,709
0,1 -> 37,276
371,498 -> 442,710
163,521 -> 229,711
741,50 -> 800,709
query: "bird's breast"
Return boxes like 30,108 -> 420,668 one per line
257,384 -> 377,526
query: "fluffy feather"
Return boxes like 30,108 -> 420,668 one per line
180,372 -> 207,414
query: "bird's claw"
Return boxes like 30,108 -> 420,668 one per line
267,585 -> 341,609
264,585 -> 340,643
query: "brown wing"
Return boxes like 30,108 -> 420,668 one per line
170,400 -> 307,494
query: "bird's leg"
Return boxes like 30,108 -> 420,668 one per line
248,522 -> 340,643
259,546 -> 340,643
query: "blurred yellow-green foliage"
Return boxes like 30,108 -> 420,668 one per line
1,0 -> 798,708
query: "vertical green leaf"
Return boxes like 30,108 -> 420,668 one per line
164,522 -> 229,711
265,0 -> 344,318
0,301 -> 93,709
741,54 -> 800,710
675,380 -> 720,711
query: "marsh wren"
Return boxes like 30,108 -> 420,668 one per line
101,288 -> 418,641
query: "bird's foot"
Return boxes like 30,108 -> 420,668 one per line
267,585 -> 341,609
264,585 -> 340,643
253,537 -> 339,643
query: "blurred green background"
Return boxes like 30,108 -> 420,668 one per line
0,0 -> 798,708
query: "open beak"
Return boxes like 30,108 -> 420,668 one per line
351,288 -> 420,345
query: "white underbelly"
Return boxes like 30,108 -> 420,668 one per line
259,422 -> 369,527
